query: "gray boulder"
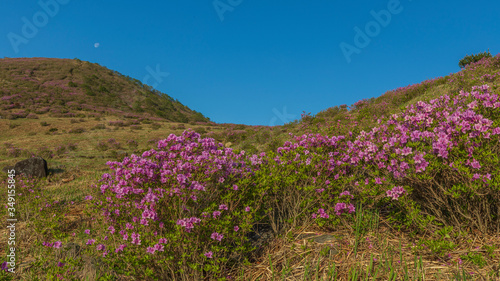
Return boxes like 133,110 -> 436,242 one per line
12,157 -> 48,178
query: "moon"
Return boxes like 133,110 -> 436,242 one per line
94,43 -> 100,48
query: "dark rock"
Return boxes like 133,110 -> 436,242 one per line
13,157 -> 48,179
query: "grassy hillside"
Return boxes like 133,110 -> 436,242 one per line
0,57 -> 209,123
1,55 -> 500,280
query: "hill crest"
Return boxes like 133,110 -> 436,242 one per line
0,57 -> 210,123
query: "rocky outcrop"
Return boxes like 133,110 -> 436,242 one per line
2,157 -> 48,178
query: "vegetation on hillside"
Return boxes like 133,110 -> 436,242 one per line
459,50 -> 493,69
0,57 -> 209,123
1,54 -> 500,280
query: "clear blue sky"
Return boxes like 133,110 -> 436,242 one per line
1,1 -> 498,125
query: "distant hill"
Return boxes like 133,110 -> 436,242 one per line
0,57 -> 210,123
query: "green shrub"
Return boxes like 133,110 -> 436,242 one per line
37,147 -> 54,159
130,125 -> 142,130
109,149 -> 128,160
98,85 -> 109,93
55,145 -> 67,156
68,128 -> 85,134
255,130 -> 271,145
266,138 -> 282,153
149,123 -> 160,130
239,142 -> 258,155
26,113 -> 39,119
127,140 -> 138,149
96,141 -> 109,152
107,138 -> 122,149
92,124 -> 106,130
6,146 -> 22,158
67,143 -> 78,151
147,138 -> 160,145
171,124 -> 185,130
459,50 -> 492,68
194,127 -> 207,134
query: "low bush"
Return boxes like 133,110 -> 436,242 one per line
37,147 -> 54,159
92,124 -> 106,130
151,123 -> 161,130
107,138 -> 122,149
68,128 -> 85,134
130,125 -> 142,130
6,146 -> 23,158
459,50 -> 492,68
96,141 -> 109,152
126,140 -> 138,149
194,127 -> 207,135
26,113 -> 39,119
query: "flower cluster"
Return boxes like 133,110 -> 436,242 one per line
176,217 -> 202,232
386,186 -> 406,200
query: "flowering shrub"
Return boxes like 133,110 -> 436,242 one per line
6,146 -> 23,158
35,77 -> 497,279
126,139 -> 138,149
26,113 -> 39,119
67,143 -> 78,151
68,128 -> 85,134
85,130 -> 269,279
129,125 -> 142,130
55,145 -> 67,156
459,50 -> 492,69
96,141 -> 109,152
37,147 -> 54,159
108,121 -> 125,127
106,138 -> 121,149
92,124 -> 106,130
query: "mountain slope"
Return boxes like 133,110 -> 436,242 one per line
294,54 -> 500,137
0,57 -> 210,123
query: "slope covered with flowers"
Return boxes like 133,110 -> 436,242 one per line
6,55 -> 499,280
72,77 -> 500,279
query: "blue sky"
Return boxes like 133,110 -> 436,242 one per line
1,1 -> 498,125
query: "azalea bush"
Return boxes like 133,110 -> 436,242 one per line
83,130 -> 271,279
291,85 -> 500,236
78,84 -> 500,279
